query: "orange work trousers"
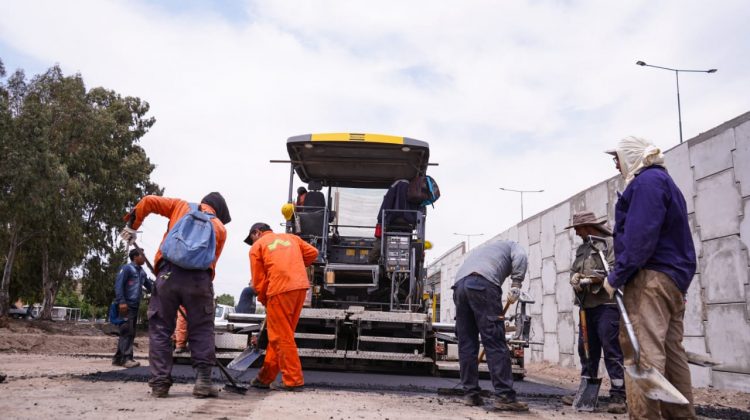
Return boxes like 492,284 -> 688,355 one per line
174,306 -> 188,349
257,289 -> 307,387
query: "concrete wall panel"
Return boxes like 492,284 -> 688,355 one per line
542,295 -> 558,333
734,120 -> 750,197
606,178 -> 624,224
554,233 -> 572,273
559,353 -> 575,369
506,225 -> 519,244
518,222 -> 530,254
705,303 -> 750,374
584,182 -> 609,222
689,365 -> 712,389
528,243 -> 542,280
528,279 -> 543,316
711,371 -> 750,393
689,214 -> 703,264
541,258 -> 557,295
555,273 -> 575,313
543,333 -> 560,364
691,128 -> 735,180
702,237 -> 748,304
530,314 -> 544,344
541,212 -> 555,258
557,312 -> 575,355
684,275 -> 705,337
695,170 -> 742,240
741,199 -> 750,261
527,216 -> 541,245
665,142 -> 695,214
552,202 -> 571,234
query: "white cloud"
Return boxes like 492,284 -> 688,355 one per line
1,0 -> 749,298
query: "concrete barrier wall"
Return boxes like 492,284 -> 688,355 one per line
429,111 -> 750,391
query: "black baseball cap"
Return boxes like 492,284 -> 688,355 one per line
244,222 -> 272,245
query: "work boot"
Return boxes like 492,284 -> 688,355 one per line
270,382 -> 304,392
250,377 -> 270,389
607,395 -> 627,414
560,394 -> 575,406
151,385 -> 170,398
494,395 -> 529,412
111,359 -> 123,367
192,366 -> 219,398
463,393 -> 484,406
122,359 -> 141,368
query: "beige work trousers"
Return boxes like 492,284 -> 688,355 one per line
620,269 -> 695,419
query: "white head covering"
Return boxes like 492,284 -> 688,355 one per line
610,136 -> 665,185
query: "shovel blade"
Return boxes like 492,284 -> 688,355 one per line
627,366 -> 689,405
227,347 -> 262,371
572,376 -> 601,412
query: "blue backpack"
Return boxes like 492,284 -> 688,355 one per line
160,203 -> 216,270
108,302 -> 125,326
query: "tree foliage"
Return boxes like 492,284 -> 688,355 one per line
216,293 -> 235,307
0,60 -> 161,325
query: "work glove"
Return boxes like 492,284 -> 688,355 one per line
119,226 -> 137,246
570,273 -> 583,292
507,281 -> 522,304
603,277 -> 616,299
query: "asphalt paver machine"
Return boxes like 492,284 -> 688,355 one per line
227,133 -> 439,372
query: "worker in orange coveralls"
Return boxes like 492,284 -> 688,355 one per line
244,222 -> 318,391
173,306 -> 188,353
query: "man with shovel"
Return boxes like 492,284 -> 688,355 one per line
603,137 -> 697,419
120,192 -> 231,399
452,239 -> 529,412
562,211 -> 626,414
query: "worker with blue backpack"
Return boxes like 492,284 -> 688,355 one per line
120,192 -> 230,399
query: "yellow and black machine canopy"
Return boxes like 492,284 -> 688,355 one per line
286,133 -> 430,189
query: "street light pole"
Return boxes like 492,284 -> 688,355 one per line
636,60 -> 717,144
453,232 -> 484,251
499,187 -> 544,221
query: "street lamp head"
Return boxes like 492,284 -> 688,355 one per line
636,60 -> 646,66
707,69 -> 717,73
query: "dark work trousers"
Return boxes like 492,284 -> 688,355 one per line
114,306 -> 138,363
578,304 -> 625,397
148,262 -> 215,389
453,274 -> 515,399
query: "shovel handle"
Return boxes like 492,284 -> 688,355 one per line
132,241 -> 157,275
477,299 -> 514,363
615,290 -> 641,367
580,308 -> 591,361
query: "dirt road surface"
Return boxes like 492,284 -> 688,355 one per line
2,320 -> 749,419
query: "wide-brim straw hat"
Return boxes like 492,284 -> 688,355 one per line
564,211 -> 612,236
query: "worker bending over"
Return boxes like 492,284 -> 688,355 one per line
120,192 -> 230,398
452,239 -> 529,412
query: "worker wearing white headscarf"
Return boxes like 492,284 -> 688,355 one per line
606,136 -> 665,186
604,136 -> 697,419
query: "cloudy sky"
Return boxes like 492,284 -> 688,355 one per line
2,0 -> 749,300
